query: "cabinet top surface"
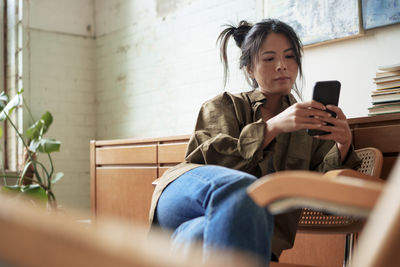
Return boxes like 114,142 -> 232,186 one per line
92,114 -> 400,146
348,113 -> 400,125
92,134 -> 191,146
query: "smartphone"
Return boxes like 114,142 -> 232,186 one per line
307,80 -> 341,136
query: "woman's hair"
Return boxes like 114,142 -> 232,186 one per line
217,19 -> 303,98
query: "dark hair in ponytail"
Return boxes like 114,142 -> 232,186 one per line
217,19 -> 303,99
217,21 -> 252,89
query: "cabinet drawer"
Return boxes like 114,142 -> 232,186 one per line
354,125 -> 400,153
158,143 -> 187,164
96,145 -> 157,165
95,167 -> 157,224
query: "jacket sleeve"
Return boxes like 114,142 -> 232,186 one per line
184,93 -> 266,172
310,139 -> 362,172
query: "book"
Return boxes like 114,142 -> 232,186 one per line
369,63 -> 400,115
368,102 -> 400,116
378,63 -> 400,72
374,76 -> 400,83
375,80 -> 400,90
372,88 -> 400,95
375,70 -> 400,78
371,92 -> 400,104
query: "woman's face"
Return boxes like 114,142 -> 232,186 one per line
248,33 -> 299,96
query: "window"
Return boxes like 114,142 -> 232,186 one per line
2,0 -> 24,173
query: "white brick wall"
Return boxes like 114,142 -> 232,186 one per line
94,0 -> 261,140
22,0 -> 95,212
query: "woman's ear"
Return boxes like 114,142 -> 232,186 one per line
246,65 -> 254,78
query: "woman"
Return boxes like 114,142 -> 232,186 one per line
150,19 -> 361,265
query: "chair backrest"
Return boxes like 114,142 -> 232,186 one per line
355,147 -> 383,178
351,157 -> 400,267
0,195 -> 256,267
298,147 -> 384,232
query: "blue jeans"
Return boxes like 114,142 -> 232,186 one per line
154,165 -> 274,265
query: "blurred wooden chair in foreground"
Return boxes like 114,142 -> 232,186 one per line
0,195 -> 260,267
280,147 -> 383,267
248,157 -> 400,267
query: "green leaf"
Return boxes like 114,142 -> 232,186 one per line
0,91 -> 9,111
0,91 -> 8,102
26,112 -> 53,140
20,160 -> 33,184
29,138 -> 61,153
26,120 -> 44,140
1,185 -> 22,193
0,93 -> 22,121
51,172 -> 64,184
41,111 -> 53,127
1,184 -> 48,205
22,184 -> 48,202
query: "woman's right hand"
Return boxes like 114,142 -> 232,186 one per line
262,100 -> 330,148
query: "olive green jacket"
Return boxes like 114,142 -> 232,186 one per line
149,90 -> 361,257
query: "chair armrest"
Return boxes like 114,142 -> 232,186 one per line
247,171 -> 384,218
323,169 -> 385,183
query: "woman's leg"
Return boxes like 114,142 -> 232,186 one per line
155,165 -> 274,264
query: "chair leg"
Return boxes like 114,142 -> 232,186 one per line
343,233 -> 355,267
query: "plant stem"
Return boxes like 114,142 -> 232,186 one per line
32,160 -> 49,185
22,96 -> 35,123
47,153 -> 54,190
9,176 -> 47,190
0,154 -> 8,185
19,160 -> 33,186
4,112 -> 43,184
4,112 -> 29,149
47,190 -> 57,210
0,173 -> 20,178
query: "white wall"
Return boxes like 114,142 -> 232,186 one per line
302,24 -> 400,118
23,0 -> 96,212
94,0 -> 263,140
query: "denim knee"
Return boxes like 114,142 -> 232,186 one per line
155,165 -> 258,230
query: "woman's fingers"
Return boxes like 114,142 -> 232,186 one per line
299,100 -> 326,111
314,120 -> 351,145
326,105 -> 347,120
272,102 -> 348,134
301,104 -> 352,156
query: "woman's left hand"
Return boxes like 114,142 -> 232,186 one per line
312,105 -> 352,161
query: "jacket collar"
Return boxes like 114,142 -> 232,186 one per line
246,89 -> 298,106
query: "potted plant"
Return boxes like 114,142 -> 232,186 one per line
0,90 -> 63,209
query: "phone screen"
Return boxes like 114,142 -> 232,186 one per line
307,80 -> 341,136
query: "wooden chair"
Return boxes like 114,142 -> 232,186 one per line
152,147 -> 383,266
284,147 -> 383,266
350,157 -> 400,267
0,195 -> 258,267
248,157 -> 400,267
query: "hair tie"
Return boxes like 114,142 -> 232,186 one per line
232,22 -> 251,48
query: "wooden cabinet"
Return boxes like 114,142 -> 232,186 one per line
90,135 -> 190,225
90,114 -> 399,266
95,167 -> 156,223
348,113 -> 400,180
